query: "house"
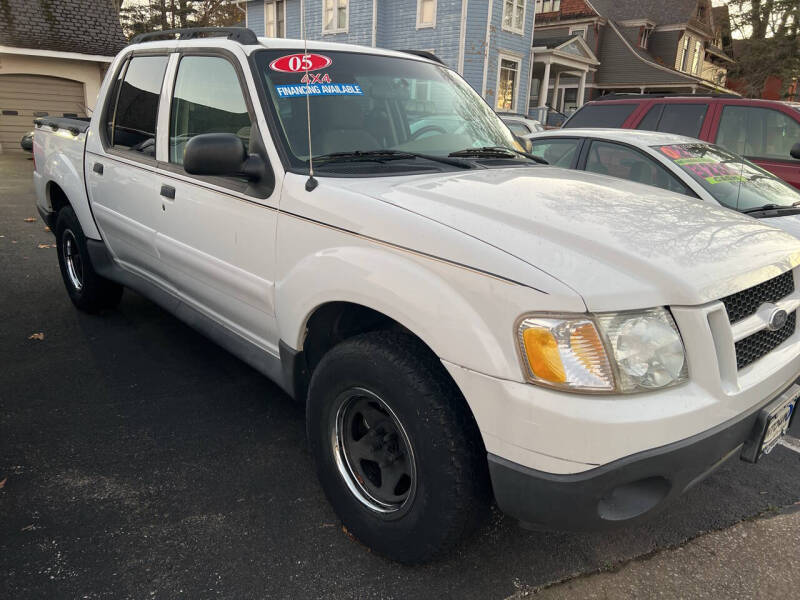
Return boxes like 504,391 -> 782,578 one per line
0,0 -> 126,152
531,0 -> 735,120
244,0 -> 537,115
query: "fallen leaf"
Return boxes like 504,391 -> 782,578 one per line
37,243 -> 53,249
0,478 -> 6,489
44,226 -> 51,232
23,217 -> 36,222
28,332 -> 45,341
21,524 -> 34,532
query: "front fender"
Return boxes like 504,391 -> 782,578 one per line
277,242 -> 572,382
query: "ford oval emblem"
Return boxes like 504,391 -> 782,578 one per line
768,308 -> 789,331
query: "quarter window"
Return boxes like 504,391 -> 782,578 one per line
503,0 -> 527,33
496,57 -> 520,112
109,55 -> 168,156
417,0 -> 436,27
636,103 -> 707,138
323,0 -> 348,34
585,141 -> 690,195
717,105 -> 800,161
169,56 -> 252,166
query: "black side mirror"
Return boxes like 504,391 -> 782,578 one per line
791,142 -> 800,160
183,133 -> 267,181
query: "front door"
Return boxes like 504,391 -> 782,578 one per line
154,52 -> 280,353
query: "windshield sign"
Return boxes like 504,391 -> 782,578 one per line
655,143 -> 800,211
255,50 -> 520,172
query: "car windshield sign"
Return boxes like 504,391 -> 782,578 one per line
655,143 -> 800,211
254,50 -> 521,172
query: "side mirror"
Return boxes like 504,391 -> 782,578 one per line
791,142 -> 800,160
183,133 -> 266,181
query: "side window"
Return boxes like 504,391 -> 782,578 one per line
585,141 -> 690,195
636,104 -> 663,132
655,104 -> 707,138
111,55 -> 169,156
717,105 -> 800,161
506,120 -> 531,136
529,138 -> 580,168
169,56 -> 252,166
563,103 -> 637,128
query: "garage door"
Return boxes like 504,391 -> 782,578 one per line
0,74 -> 86,152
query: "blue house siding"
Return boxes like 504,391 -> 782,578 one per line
246,0 -> 537,115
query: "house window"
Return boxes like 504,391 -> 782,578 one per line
639,25 -> 653,48
323,0 -> 348,34
503,0 -> 526,34
569,25 -> 588,39
679,35 -> 691,71
692,40 -> 703,74
496,56 -> 521,112
535,0 -> 561,14
417,0 -> 436,28
265,1 -> 285,37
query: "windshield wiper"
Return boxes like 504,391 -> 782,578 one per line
741,203 -> 800,214
313,149 -> 470,169
448,145 -> 548,164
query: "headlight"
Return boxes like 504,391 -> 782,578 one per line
517,308 -> 687,393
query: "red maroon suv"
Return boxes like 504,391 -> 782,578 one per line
563,95 -> 800,190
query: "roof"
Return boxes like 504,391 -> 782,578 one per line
587,0 -> 702,27
525,128 -> 701,147
532,35 -> 578,49
0,0 -> 126,57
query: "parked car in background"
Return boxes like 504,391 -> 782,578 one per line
32,28 -> 800,564
498,112 -> 544,136
562,95 -> 800,190
526,129 -> 800,237
20,130 -> 33,152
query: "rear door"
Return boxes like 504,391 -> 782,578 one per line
153,50 -> 280,352
86,53 -> 170,278
710,102 -> 800,190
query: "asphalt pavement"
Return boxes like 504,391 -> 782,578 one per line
1,151 -> 800,599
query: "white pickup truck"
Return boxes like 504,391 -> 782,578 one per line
33,28 -> 800,563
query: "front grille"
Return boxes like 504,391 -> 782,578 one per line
735,311 -> 796,369
720,270 -> 794,324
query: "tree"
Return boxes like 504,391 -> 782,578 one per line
724,0 -> 800,97
119,0 -> 244,38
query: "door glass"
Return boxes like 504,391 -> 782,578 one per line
112,55 -> 169,156
563,103 -> 636,128
169,56 -> 252,166
655,104 -> 707,138
585,141 -> 690,194
636,104 -> 662,131
529,138 -> 580,168
717,105 -> 800,161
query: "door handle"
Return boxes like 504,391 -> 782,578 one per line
93,162 -> 103,175
160,184 -> 175,200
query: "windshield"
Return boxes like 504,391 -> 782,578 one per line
654,143 -> 800,211
254,50 -> 521,172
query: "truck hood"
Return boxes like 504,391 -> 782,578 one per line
337,167 -> 800,311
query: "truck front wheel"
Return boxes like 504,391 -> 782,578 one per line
55,206 -> 122,313
306,331 -> 490,563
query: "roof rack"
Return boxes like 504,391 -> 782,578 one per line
401,49 -> 444,65
593,92 -> 739,101
130,27 -> 259,46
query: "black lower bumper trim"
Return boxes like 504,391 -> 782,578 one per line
489,381 -> 799,531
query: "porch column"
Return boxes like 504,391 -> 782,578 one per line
577,71 -> 587,107
551,71 -> 561,107
538,61 -> 551,107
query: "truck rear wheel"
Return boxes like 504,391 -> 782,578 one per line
306,331 -> 490,563
55,206 -> 122,313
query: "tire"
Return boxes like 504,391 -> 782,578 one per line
307,331 -> 491,563
55,206 -> 123,313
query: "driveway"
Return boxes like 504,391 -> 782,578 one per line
1,151 -> 799,598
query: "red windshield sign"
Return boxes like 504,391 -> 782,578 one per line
269,53 -> 332,73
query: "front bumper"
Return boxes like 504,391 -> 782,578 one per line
489,382 -> 798,530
